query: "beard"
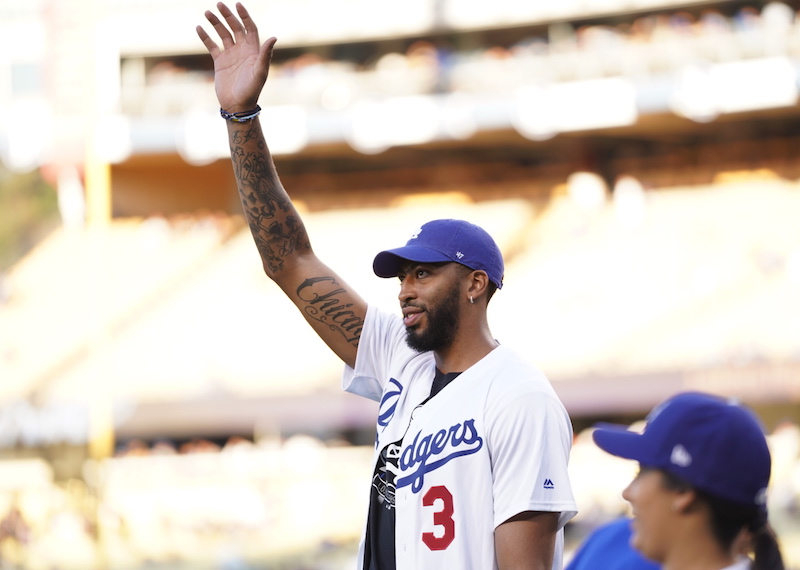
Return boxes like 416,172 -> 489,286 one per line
404,283 -> 461,353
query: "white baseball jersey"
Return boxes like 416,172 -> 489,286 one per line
342,304 -> 577,570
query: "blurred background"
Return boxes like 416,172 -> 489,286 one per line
0,0 -> 799,568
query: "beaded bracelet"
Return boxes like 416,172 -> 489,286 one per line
220,105 -> 262,123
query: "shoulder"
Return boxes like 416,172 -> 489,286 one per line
483,347 -> 562,405
365,304 -> 439,383
358,304 -> 410,359
482,351 -> 572,445
485,345 -> 549,382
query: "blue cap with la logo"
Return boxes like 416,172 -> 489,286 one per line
373,219 -> 504,289
592,391 -> 771,510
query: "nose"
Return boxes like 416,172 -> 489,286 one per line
622,479 -> 635,503
398,275 -> 416,304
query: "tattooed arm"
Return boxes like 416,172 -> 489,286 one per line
198,2 -> 366,367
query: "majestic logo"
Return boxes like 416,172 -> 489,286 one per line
396,419 -> 483,493
543,478 -> 554,489
377,378 -> 403,430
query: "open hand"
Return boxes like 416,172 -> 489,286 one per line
196,2 -> 276,113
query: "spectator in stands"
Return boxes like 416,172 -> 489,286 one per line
196,4 -> 577,570
592,392 -> 785,570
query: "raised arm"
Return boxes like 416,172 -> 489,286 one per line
197,2 -> 366,368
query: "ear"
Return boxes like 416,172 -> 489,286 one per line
466,270 -> 490,300
671,488 -> 699,515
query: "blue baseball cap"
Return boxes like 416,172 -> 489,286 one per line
373,219 -> 504,289
592,391 -> 771,509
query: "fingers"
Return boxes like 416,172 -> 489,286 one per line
195,25 -> 221,58
200,3 -> 260,51
236,2 -> 259,37
202,7 -> 234,50
257,36 -> 278,77
219,2 -> 246,39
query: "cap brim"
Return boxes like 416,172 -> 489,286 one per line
592,423 -> 653,463
373,246 -> 453,278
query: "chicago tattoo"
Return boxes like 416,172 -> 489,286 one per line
297,276 -> 363,345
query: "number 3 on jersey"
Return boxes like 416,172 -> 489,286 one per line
422,485 -> 455,550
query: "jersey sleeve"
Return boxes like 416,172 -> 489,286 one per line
341,304 -> 407,402
486,373 -> 578,530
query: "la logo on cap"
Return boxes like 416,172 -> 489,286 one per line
670,444 -> 692,467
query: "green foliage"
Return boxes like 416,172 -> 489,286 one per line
0,164 -> 60,271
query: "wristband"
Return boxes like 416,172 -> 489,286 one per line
220,105 -> 262,123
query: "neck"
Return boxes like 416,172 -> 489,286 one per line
434,323 -> 498,374
662,524 -> 738,570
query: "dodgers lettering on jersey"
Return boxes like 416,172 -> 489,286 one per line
397,418 -> 483,494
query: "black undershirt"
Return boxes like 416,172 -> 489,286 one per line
363,368 -> 462,570
429,369 -> 461,400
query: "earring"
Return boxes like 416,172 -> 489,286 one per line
469,295 -> 474,304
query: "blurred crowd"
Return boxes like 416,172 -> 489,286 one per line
129,2 -> 800,115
